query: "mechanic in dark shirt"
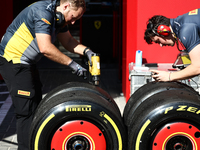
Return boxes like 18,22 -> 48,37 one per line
0,0 -> 95,149
144,9 -> 200,82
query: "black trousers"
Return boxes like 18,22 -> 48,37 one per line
0,57 -> 42,150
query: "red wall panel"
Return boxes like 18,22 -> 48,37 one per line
122,0 -> 137,101
122,0 -> 200,101
0,0 -> 13,39
137,0 -> 200,64
0,0 -> 13,80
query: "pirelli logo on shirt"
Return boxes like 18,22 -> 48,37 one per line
41,18 -> 51,25
189,9 -> 198,15
18,90 -> 31,96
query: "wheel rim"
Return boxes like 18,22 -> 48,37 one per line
152,122 -> 200,150
51,120 -> 106,150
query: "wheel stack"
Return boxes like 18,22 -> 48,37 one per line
123,81 -> 200,150
29,81 -> 200,150
29,82 -> 127,150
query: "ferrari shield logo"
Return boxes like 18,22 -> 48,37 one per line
94,21 -> 101,30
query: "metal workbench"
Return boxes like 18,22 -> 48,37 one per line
129,62 -> 200,96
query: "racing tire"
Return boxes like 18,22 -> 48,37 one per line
127,89 -> 200,150
29,82 -> 127,150
123,81 -> 198,127
41,82 -> 121,116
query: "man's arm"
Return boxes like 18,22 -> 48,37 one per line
57,31 -> 89,55
36,33 -> 73,66
152,44 -> 200,81
36,32 -> 88,77
171,44 -> 200,80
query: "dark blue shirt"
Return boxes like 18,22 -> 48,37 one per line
170,9 -> 200,53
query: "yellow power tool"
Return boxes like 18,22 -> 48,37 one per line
89,54 -> 100,85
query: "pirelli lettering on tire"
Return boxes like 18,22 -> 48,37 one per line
66,105 -> 92,112
165,105 -> 200,114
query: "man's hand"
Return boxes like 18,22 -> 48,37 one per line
68,60 -> 87,79
84,50 -> 95,66
151,70 -> 171,81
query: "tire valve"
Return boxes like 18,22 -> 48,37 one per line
89,53 -> 100,85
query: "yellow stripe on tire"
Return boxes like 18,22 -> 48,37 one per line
136,119 -> 151,150
34,114 -> 55,150
103,113 -> 122,150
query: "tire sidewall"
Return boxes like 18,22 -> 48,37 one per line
128,90 -> 200,150
124,81 -> 198,126
40,82 -> 121,116
30,99 -> 125,150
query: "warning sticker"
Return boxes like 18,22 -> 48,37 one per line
189,9 -> 198,15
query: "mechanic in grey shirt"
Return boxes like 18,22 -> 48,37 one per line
0,0 -> 95,149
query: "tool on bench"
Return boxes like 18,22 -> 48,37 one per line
172,51 -> 191,70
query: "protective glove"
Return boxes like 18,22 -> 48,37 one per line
84,49 -> 95,66
68,60 -> 87,79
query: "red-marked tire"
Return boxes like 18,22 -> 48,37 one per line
152,122 -> 200,150
29,82 -> 127,150
51,120 -> 106,150
127,89 -> 200,150
123,81 -> 197,127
